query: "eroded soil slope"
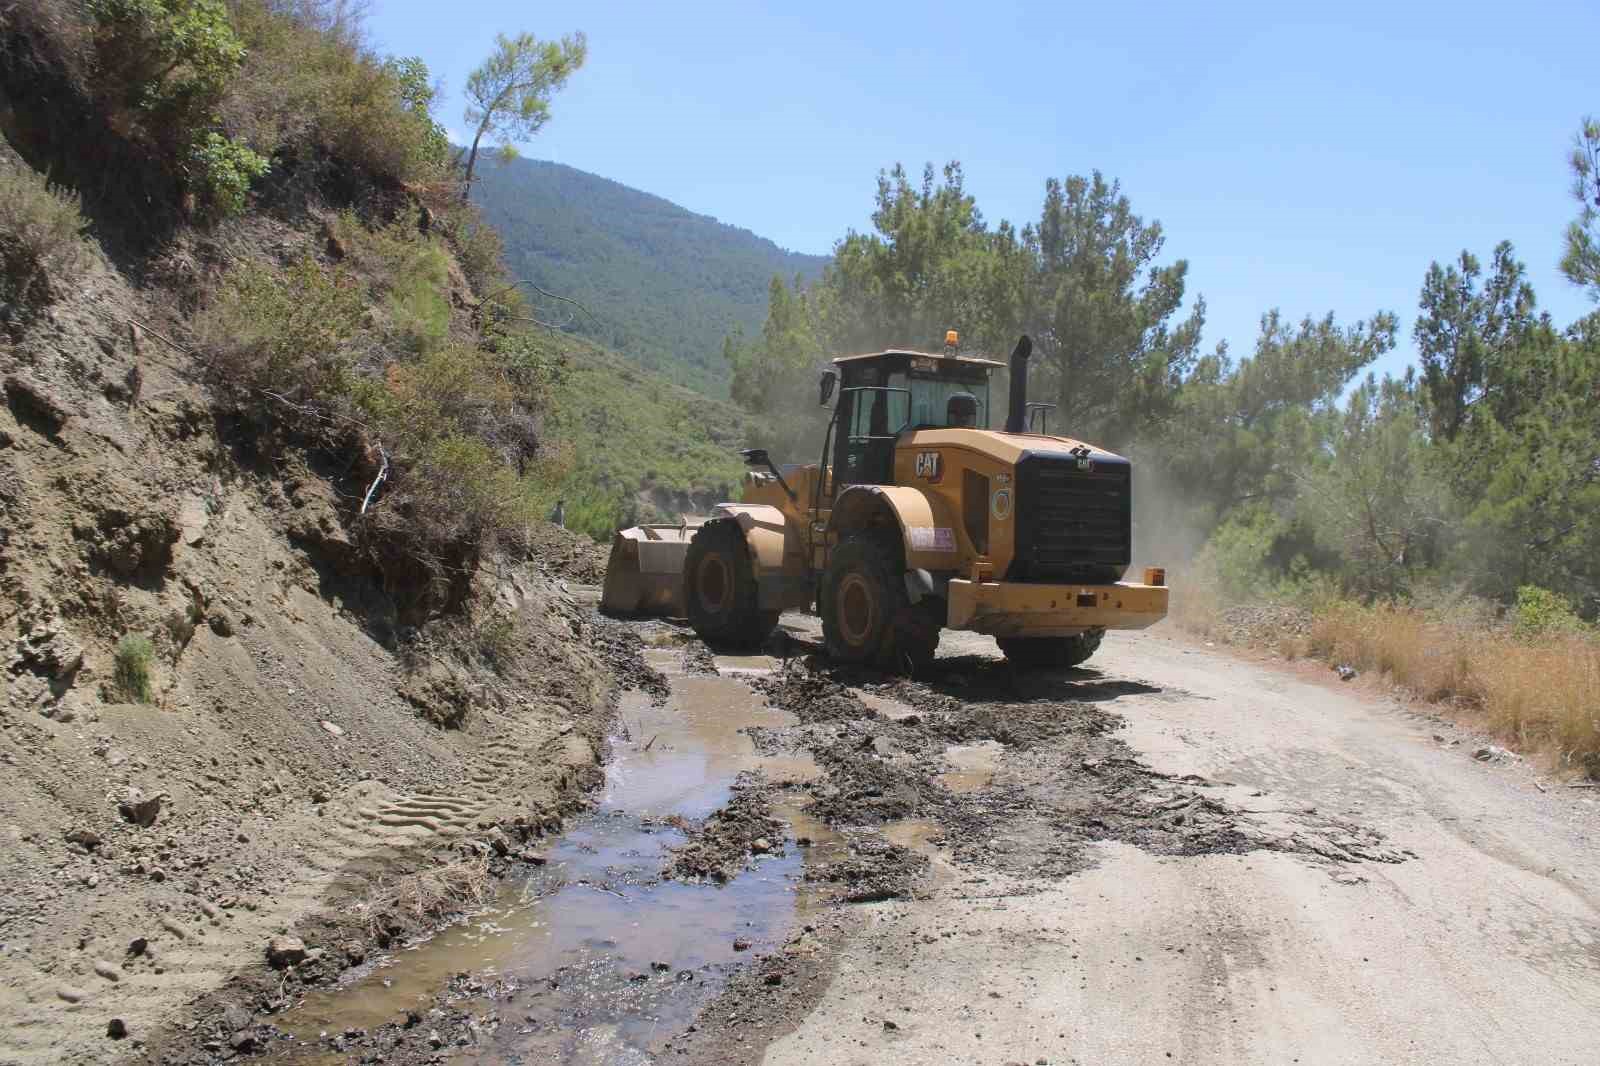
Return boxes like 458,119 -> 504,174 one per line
0,235 -> 627,1065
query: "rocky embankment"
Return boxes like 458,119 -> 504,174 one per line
0,234 -> 631,1065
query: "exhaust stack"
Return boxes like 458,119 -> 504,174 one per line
1004,334 -> 1033,434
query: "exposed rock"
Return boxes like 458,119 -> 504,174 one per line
265,935 -> 308,969
320,720 -> 345,738
13,620 -> 84,681
106,1018 -> 127,1040
208,608 -> 235,637
222,1004 -> 253,1033
117,787 -> 163,827
64,826 -> 103,850
90,504 -> 180,577
4,373 -> 72,436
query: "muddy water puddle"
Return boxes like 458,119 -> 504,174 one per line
272,653 -> 839,1063
937,740 -> 1003,794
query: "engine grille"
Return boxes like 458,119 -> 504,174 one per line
1009,454 -> 1131,583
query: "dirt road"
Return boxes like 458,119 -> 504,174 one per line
194,614 -> 1600,1066
751,623 -> 1600,1066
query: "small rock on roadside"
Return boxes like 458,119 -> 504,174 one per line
64,827 -> 102,850
106,1018 -> 127,1040
117,787 -> 162,827
265,935 -> 307,969
320,720 -> 344,737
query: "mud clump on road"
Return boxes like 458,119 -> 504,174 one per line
680,638 -> 720,676
751,668 -> 875,723
665,772 -> 787,883
804,723 -> 937,824
527,520 -> 611,585
591,617 -> 670,700
804,834 -> 929,903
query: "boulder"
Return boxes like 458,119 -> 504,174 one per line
117,787 -> 163,827
265,935 -> 307,969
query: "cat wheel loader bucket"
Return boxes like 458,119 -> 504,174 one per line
600,521 -> 707,617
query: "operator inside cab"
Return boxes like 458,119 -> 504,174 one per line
946,392 -> 978,428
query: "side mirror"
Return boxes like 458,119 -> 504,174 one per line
740,448 -> 770,467
818,369 -> 836,406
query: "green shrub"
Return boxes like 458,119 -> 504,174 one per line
0,159 -> 90,310
199,255 -> 366,416
1513,585 -> 1588,640
383,240 -> 451,354
561,488 -> 628,543
87,0 -> 266,216
1196,505 -> 1290,602
225,2 -> 451,186
186,132 -> 270,217
440,203 -> 509,295
113,633 -> 155,703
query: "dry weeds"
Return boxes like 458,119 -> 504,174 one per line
1253,603 -> 1600,775
361,851 -> 494,936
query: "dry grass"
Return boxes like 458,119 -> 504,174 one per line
0,157 -> 89,309
1300,604 -> 1600,775
362,851 -> 493,936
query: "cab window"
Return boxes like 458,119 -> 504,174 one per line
902,372 -> 990,429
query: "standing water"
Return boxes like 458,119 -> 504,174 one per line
272,642 -> 840,1064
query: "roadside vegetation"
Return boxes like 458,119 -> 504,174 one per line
0,0 -> 601,612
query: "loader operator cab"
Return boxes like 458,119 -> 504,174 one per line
822,346 -> 1000,494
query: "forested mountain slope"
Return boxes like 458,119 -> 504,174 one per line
474,157 -> 827,396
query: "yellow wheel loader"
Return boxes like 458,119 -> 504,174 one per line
601,333 -> 1168,670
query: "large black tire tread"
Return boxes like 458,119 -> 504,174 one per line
997,629 -> 1104,670
683,519 -> 777,651
820,533 -> 941,673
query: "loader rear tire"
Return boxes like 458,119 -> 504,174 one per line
821,534 -> 940,674
684,519 -> 777,651
997,629 -> 1104,670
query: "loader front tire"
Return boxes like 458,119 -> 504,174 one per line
684,519 -> 777,651
821,534 -> 940,673
997,629 -> 1104,670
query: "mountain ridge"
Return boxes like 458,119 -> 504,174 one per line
474,156 -> 828,396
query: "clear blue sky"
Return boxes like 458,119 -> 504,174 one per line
368,0 -> 1597,378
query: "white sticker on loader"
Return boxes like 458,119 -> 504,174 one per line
908,527 -> 957,552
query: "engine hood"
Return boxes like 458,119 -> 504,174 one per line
898,428 -> 1128,468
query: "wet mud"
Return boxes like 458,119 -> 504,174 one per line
163,617 -> 1409,1066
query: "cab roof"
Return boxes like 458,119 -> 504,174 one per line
832,348 -> 1008,369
